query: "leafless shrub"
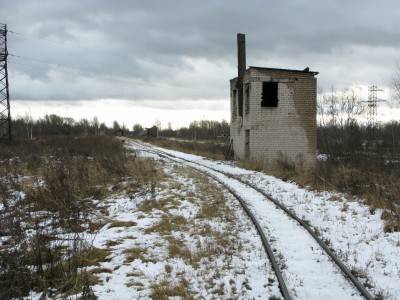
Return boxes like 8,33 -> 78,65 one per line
274,152 -> 297,178
0,135 -> 156,298
313,156 -> 400,231
392,62 -> 400,105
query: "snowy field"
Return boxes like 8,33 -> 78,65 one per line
128,141 -> 400,300
20,140 -> 400,299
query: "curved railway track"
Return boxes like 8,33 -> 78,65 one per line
130,141 -> 374,300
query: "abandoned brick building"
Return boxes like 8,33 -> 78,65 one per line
230,34 -> 318,168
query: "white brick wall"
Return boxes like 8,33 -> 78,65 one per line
230,68 -> 317,168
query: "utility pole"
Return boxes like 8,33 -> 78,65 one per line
0,23 -> 12,140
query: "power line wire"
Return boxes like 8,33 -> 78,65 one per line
9,30 -> 139,61
8,30 -> 231,76
9,61 -> 145,85
8,30 -> 227,95
9,60 -> 220,95
9,53 -> 144,83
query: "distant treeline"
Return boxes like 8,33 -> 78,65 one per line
317,87 -> 400,160
158,119 -> 230,140
11,114 -> 230,140
12,114 -> 113,138
9,101 -> 400,160
318,122 -> 400,161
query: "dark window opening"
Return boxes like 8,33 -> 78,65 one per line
244,83 -> 250,115
245,129 -> 250,158
261,82 -> 278,107
231,89 -> 237,121
238,87 -> 243,117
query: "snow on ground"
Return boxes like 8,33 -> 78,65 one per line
80,146 -> 281,299
130,141 -> 400,300
22,140 -> 399,299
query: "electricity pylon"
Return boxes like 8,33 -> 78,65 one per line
0,23 -> 12,140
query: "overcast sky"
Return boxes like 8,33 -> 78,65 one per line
2,0 -> 400,128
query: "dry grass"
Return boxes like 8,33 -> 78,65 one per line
167,237 -> 193,261
126,281 -> 145,288
80,247 -> 113,267
144,136 -> 400,232
140,137 -> 229,160
139,196 -> 181,214
139,165 -> 243,298
109,221 -> 137,228
0,135 -> 157,299
123,246 -> 148,264
149,277 -> 192,300
313,159 -> 400,232
144,214 -> 188,235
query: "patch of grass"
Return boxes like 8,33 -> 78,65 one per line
126,281 -> 144,288
237,159 -> 270,173
167,237 -> 193,261
149,277 -> 192,300
212,283 -> 225,295
164,264 -> 172,274
88,222 -> 106,233
242,278 -> 252,290
126,270 -> 144,277
139,198 -> 167,213
62,270 -> 100,297
105,240 -> 122,247
144,214 -> 188,235
122,246 -> 147,264
328,195 -> 343,202
197,195 -> 224,219
90,268 -> 113,274
350,267 -> 368,279
81,248 -> 112,267
109,221 -> 137,228
138,196 -> 182,213
314,160 -> 400,231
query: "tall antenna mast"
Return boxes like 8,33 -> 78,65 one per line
0,23 -> 12,140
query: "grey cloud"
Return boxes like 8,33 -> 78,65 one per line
2,0 -> 400,104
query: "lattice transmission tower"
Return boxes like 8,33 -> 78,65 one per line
365,86 -> 384,131
0,23 -> 12,140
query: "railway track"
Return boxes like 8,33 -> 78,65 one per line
129,140 -> 374,300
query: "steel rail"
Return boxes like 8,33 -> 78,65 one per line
237,179 -> 374,300
193,165 -> 292,300
132,142 -> 291,299
131,141 -> 374,300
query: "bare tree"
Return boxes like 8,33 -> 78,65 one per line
341,88 -> 365,128
133,123 -> 143,134
392,62 -> 400,105
154,119 -> 161,131
317,87 -> 365,158
317,87 -> 326,127
113,121 -> 121,132
92,117 -> 99,135
318,86 -> 364,129
24,110 -> 34,139
79,118 -> 90,135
